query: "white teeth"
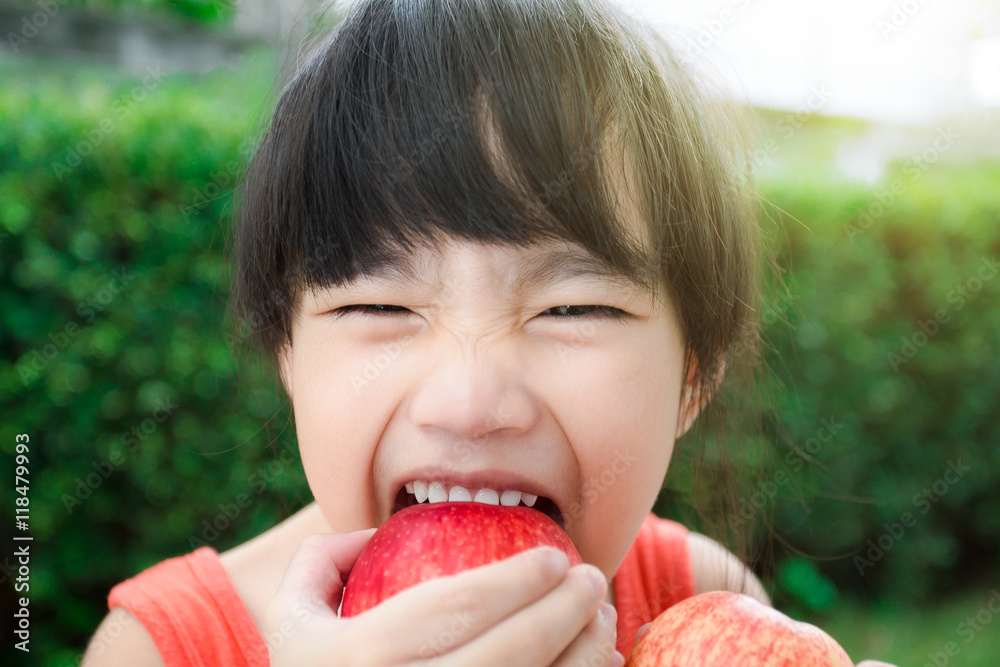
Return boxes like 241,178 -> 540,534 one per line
474,488 -> 500,505
428,481 -> 448,503
403,480 -> 542,509
500,489 -> 523,506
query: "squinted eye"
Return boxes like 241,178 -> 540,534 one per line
541,305 -> 629,320
330,304 -> 630,322
332,304 -> 410,319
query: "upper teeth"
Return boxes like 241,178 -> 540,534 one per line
404,480 -> 538,508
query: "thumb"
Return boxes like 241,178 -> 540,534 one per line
272,529 -> 376,616
634,622 -> 651,642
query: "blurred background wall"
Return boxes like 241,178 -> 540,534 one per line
1,1 -> 998,665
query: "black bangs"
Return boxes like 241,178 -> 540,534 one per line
234,0 -> 661,352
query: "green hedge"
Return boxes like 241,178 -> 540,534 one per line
750,165 -> 1000,611
1,57 -> 998,665
0,58 -> 304,666
21,0 -> 238,25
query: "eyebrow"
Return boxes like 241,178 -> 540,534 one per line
346,246 -> 642,296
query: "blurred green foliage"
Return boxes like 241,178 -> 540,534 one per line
1,56 -> 998,666
0,56 -> 305,665
38,0 -> 237,25
752,164 -> 1000,607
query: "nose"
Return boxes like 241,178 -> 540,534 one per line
406,343 -> 540,444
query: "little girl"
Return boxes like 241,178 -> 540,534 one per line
85,0 -> 895,665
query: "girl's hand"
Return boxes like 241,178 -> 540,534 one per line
262,531 -> 623,667
633,625 -> 899,667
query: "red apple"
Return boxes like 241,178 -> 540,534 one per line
627,591 -> 853,667
341,501 -> 582,616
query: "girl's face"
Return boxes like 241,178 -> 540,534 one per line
281,236 -> 691,578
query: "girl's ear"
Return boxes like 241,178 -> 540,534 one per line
675,354 -> 724,438
278,344 -> 294,399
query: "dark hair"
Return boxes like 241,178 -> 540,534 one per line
231,0 -> 766,572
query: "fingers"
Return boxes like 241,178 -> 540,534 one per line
271,530 -> 376,615
634,622 -> 651,643
439,560 -> 609,667
351,546 -> 572,663
266,540 -> 617,667
551,603 -> 623,667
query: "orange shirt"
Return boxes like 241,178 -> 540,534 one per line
108,513 -> 694,664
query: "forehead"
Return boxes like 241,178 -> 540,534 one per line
339,238 -> 649,296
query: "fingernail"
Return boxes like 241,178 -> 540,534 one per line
585,565 -> 607,596
612,651 -> 626,667
599,603 -> 617,626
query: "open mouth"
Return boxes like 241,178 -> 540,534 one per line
392,481 -> 566,529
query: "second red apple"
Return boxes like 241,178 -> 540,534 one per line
627,591 -> 853,667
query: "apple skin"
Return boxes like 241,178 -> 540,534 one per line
341,501 -> 582,616
626,591 -> 853,667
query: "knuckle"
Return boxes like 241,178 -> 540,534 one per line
339,629 -> 382,667
574,634 -> 618,667
298,533 -> 330,551
519,551 -> 562,589
580,615 -> 609,644
570,567 -> 602,600
512,632 -> 552,662
446,584 -> 488,615
260,602 -> 286,632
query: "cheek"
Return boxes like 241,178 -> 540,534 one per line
290,337 -> 393,528
553,332 -> 684,572
555,335 -> 682,472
